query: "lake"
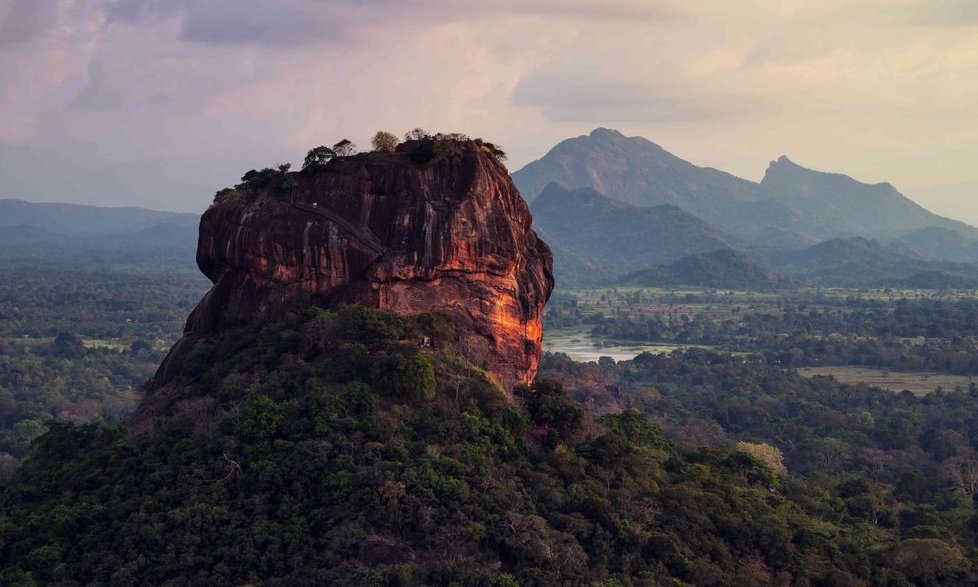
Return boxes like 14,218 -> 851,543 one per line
542,327 -> 712,362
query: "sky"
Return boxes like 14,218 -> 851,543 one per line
1,0 -> 977,223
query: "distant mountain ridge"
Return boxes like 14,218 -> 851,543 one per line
760,156 -> 975,240
757,237 -> 978,287
513,129 -> 975,245
514,128 -> 978,288
530,182 -> 736,284
0,198 -> 199,235
0,199 -> 201,273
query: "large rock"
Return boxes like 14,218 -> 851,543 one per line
148,139 -> 553,404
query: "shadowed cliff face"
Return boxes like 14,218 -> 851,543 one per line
147,140 -> 553,406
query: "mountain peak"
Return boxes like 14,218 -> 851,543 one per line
588,127 -> 626,140
768,155 -> 803,172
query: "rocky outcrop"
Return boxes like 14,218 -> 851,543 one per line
148,139 -> 553,402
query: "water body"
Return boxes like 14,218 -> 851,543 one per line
543,327 -> 710,363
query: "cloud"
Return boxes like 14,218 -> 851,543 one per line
108,0 -> 337,46
105,0 -> 676,47
908,0 -> 978,26
0,0 -> 60,46
0,0 -> 976,221
512,73 -> 751,123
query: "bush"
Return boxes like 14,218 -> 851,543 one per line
521,377 -> 585,440
335,305 -> 404,349
232,165 -> 293,196
372,352 -> 436,402
236,395 -> 284,442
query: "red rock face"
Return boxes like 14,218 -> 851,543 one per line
152,141 -> 553,393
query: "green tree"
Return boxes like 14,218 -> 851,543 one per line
332,139 -> 357,157
371,131 -> 399,152
404,127 -> 429,141
303,146 -> 335,169
371,353 -> 436,401
236,395 -> 284,442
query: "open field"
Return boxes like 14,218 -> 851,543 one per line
797,366 -> 976,395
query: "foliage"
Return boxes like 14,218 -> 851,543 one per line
474,137 -> 507,162
735,441 -> 787,476
404,127 -> 430,141
548,288 -> 978,375
371,131 -> 399,152
303,145 -> 336,169
219,164 -> 294,199
332,139 -> 357,157
3,305 -> 978,584
372,352 -> 436,401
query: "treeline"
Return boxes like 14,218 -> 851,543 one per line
554,296 -> 978,374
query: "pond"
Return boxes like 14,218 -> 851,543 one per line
542,327 -> 712,363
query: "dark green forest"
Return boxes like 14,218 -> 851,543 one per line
0,267 -> 207,469
3,305 -> 978,585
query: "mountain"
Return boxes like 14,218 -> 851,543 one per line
619,249 -> 788,290
0,200 -> 202,273
0,199 -> 199,235
759,237 -> 978,287
512,129 -> 976,247
530,182 -> 735,285
513,128 -> 819,242
890,226 -> 978,263
143,136 -> 553,410
513,128 -> 767,210
760,156 -> 976,240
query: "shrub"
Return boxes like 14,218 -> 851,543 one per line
372,353 -> 436,401
236,395 -> 284,443
371,131 -> 399,152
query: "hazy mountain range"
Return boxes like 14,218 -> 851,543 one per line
516,128 -> 978,288
0,199 -> 199,272
4,128 -> 978,288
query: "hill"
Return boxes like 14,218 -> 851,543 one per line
619,249 -> 788,290
758,237 -> 978,287
146,136 -> 552,396
0,199 -> 198,235
890,226 -> 978,263
530,182 -> 735,285
0,200 -> 201,274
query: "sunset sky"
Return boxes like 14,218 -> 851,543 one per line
1,0 -> 977,222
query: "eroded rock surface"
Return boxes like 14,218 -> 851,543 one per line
147,140 -> 553,410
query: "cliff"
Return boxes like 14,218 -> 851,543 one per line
143,138 -> 553,416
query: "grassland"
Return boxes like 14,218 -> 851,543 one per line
797,366 -> 976,396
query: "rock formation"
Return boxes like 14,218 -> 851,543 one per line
147,138 -> 553,406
